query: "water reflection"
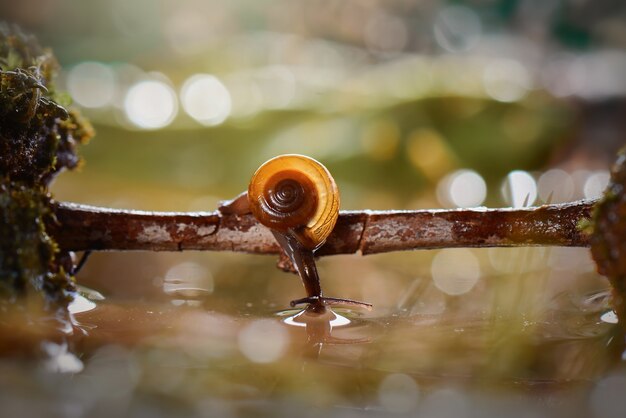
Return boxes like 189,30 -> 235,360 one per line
1,246 -> 625,418
68,294 -> 97,315
0,286 -> 625,417
238,319 -> 289,363
280,306 -> 371,359
601,311 -> 619,325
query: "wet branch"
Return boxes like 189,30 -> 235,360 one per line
49,199 -> 595,256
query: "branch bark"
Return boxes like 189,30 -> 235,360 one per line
49,199 -> 595,256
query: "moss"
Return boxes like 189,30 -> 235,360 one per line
0,182 -> 73,306
577,217 -> 593,236
0,23 -> 93,307
590,148 -> 626,318
0,23 -> 94,186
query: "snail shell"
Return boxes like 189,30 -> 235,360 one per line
248,154 -> 339,250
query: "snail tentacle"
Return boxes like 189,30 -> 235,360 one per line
218,192 -> 251,216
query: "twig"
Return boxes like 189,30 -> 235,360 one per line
49,199 -> 595,256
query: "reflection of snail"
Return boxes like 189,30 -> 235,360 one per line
285,308 -> 372,359
220,154 -> 371,311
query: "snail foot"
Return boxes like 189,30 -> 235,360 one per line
290,296 -> 372,311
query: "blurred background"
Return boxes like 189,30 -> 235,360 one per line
1,1 -> 626,417
1,0 -> 623,209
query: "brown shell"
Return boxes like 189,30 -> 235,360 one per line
248,154 -> 339,250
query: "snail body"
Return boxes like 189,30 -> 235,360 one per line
219,154 -> 370,311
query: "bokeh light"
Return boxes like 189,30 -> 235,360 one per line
584,170 -> 611,199
502,170 -> 537,208
431,249 -> 480,296
483,59 -> 531,102
407,128 -> 454,182
437,169 -> 487,208
124,79 -> 178,129
238,320 -> 289,364
537,169 -> 574,203
162,261 -> 214,299
180,74 -> 232,126
67,62 -> 116,109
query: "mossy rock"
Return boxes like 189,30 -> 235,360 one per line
591,149 -> 626,319
0,23 -> 93,307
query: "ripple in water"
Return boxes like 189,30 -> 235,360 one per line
277,308 -> 353,328
68,294 -> 97,314
601,310 -> 619,324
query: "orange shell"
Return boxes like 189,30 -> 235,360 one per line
248,154 -> 339,250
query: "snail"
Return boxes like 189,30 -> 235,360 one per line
219,154 -> 371,312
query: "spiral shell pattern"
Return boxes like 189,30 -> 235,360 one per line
248,154 -> 339,250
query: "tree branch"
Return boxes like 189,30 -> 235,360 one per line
49,199 -> 595,256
